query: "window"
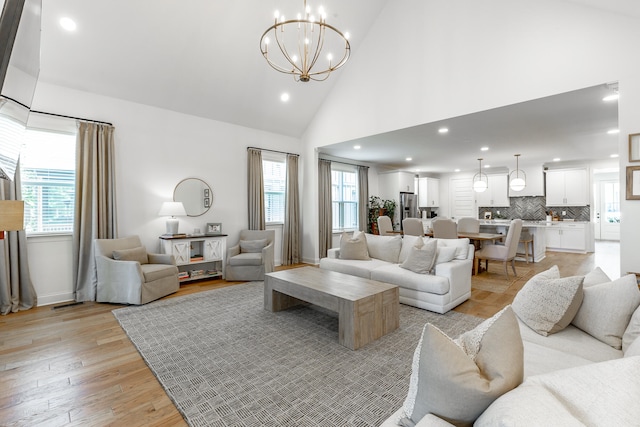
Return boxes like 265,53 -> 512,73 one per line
332,166 -> 358,230
263,155 -> 286,224
20,128 -> 76,234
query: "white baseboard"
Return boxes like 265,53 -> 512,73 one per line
37,292 -> 75,307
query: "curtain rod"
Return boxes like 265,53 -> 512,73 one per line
247,146 -> 299,157
318,154 -> 369,169
1,95 -> 113,126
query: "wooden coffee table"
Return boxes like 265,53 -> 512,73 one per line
264,267 -> 400,350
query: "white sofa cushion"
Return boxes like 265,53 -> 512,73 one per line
511,270 -> 584,336
436,238 -> 471,260
400,306 -> 523,427
318,257 -> 389,280
571,274 -> 640,349
623,305 -> 640,353
399,235 -> 424,263
372,264 -> 449,295
583,266 -> 611,287
365,233 -> 402,263
475,357 -> 640,427
625,337 -> 640,357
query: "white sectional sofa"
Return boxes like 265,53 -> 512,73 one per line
319,233 -> 474,314
380,266 -> 640,426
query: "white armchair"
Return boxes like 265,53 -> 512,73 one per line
226,229 -> 275,281
94,235 -> 179,305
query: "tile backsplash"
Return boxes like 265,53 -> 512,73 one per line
479,196 -> 590,221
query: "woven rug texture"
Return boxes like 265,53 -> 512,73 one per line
113,282 -> 482,427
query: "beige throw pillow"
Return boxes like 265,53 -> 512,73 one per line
400,306 -> 523,427
571,274 -> 640,349
112,246 -> 149,264
583,266 -> 611,287
240,239 -> 268,253
365,233 -> 402,263
623,306 -> 640,353
338,231 -> 370,260
511,268 -> 584,336
400,238 -> 437,274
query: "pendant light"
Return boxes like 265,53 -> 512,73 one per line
509,154 -> 526,192
472,158 -> 488,193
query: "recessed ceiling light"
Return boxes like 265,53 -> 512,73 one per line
484,164 -> 491,168
60,17 -> 77,31
438,127 -> 449,134
480,147 -> 489,151
553,158 -> 561,162
610,153 -> 619,158
454,168 -> 460,172
280,93 -> 290,102
353,145 -> 361,150
406,157 -> 412,161
603,94 -> 619,102
607,129 -> 619,134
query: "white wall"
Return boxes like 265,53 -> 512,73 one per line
28,82 -> 301,305
301,0 -> 640,275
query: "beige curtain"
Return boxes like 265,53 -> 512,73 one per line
248,148 -> 265,230
0,162 -> 37,315
357,165 -> 369,232
283,154 -> 300,265
318,158 -> 332,259
73,121 -> 117,302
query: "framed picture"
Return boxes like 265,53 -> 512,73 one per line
626,166 -> 640,200
204,197 -> 210,208
484,211 -> 492,220
630,134 -> 640,162
206,223 -> 222,235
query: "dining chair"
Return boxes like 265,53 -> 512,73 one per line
402,217 -> 425,236
432,218 -> 458,239
457,217 -> 480,234
474,219 -> 523,276
376,215 -> 394,235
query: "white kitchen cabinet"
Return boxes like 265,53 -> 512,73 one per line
545,223 -> 587,252
378,171 -> 415,200
545,169 -> 588,206
508,165 -> 545,197
477,174 -> 510,207
417,177 -> 440,207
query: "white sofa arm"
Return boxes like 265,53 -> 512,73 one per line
434,258 -> 473,303
327,248 -> 340,259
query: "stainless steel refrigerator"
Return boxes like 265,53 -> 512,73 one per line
399,192 -> 419,229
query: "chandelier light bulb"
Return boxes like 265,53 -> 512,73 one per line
274,10 -> 280,19
473,158 -> 489,193
509,154 -> 527,192
473,180 -> 488,192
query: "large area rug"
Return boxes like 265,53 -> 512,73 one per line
113,282 -> 482,427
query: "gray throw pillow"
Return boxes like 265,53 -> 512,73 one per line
112,246 -> 149,264
240,239 -> 268,253
400,238 -> 437,274
400,306 -> 523,426
511,272 -> 584,336
339,231 -> 370,260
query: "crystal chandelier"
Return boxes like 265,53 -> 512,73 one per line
473,158 -> 489,193
509,154 -> 526,192
259,0 -> 351,82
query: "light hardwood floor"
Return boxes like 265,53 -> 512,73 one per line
0,245 -> 618,426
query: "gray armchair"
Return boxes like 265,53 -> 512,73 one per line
226,229 -> 275,281
94,235 -> 179,304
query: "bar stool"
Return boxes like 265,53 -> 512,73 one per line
518,231 -> 534,263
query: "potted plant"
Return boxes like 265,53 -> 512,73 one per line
368,196 -> 397,234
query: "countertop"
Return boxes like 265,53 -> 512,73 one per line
479,219 -> 591,227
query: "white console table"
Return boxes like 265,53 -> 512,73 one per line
159,234 -> 227,282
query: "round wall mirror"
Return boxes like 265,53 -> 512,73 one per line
173,178 -> 212,217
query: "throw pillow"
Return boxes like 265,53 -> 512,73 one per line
338,231 -> 370,260
511,272 -> 584,336
400,306 -> 523,427
365,233 -> 402,263
433,246 -> 456,265
112,246 -> 149,264
571,274 -> 640,349
240,239 -> 268,253
399,235 -> 423,264
437,238 -> 471,260
583,266 -> 611,287
625,336 -> 640,358
400,238 -> 437,274
623,306 -> 640,353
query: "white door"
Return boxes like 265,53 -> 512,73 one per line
450,177 -> 475,219
596,179 -> 620,241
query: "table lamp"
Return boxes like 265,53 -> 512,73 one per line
0,200 -> 24,239
158,201 -> 187,235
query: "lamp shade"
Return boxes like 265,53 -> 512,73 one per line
158,201 -> 186,217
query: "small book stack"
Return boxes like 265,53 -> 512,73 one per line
189,269 -> 205,278
178,271 -> 189,280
